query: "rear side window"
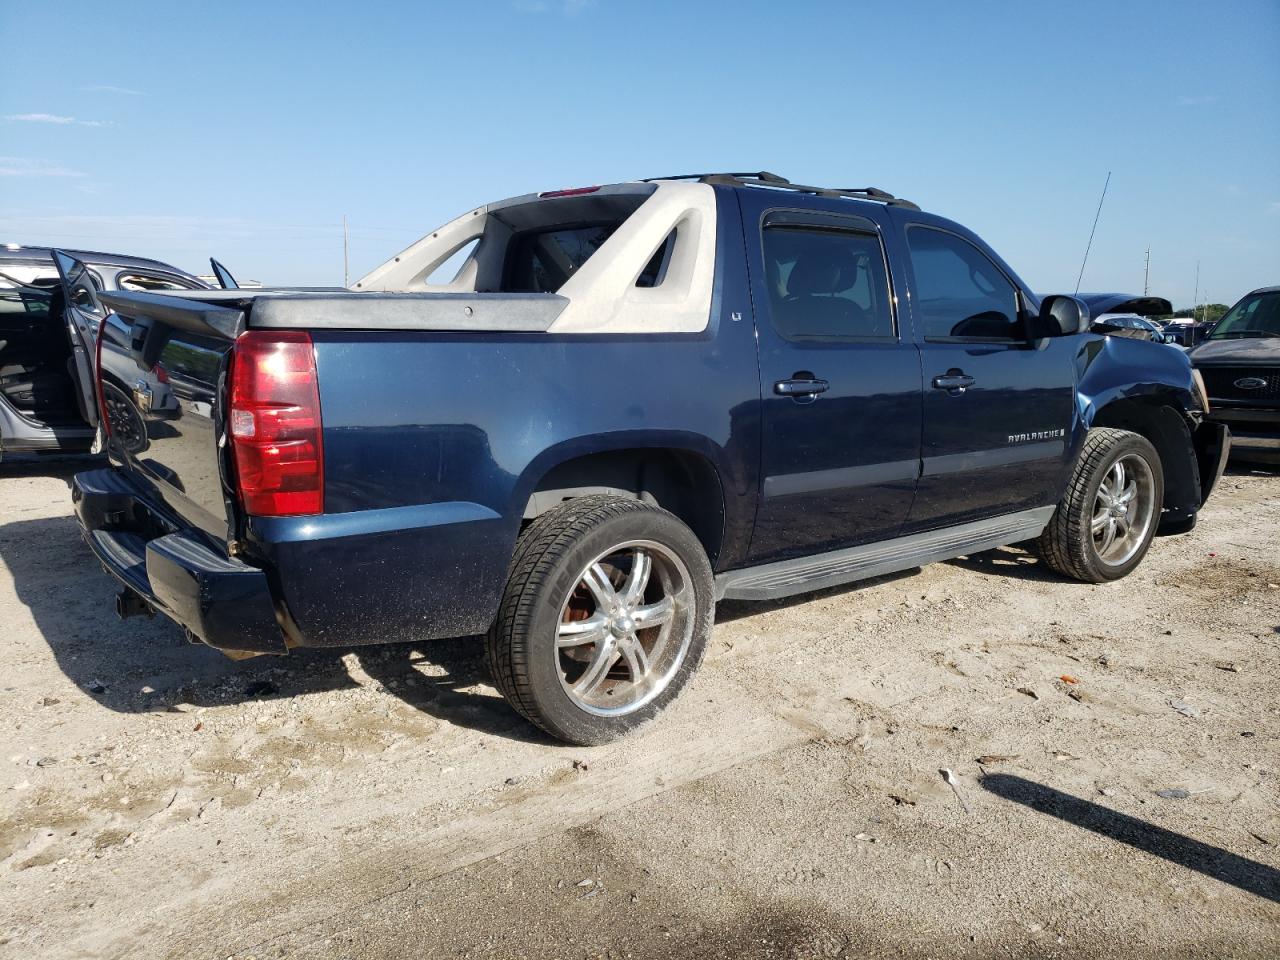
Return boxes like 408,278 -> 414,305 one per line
762,226 -> 894,340
907,227 -> 1021,341
117,273 -> 200,292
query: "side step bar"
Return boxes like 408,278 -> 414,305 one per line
716,507 -> 1056,601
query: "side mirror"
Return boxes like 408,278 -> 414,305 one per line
1038,295 -> 1091,337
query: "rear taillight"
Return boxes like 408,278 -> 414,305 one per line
152,362 -> 169,384
228,331 -> 324,516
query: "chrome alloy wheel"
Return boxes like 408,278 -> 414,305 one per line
555,540 -> 694,717
1091,453 -> 1156,566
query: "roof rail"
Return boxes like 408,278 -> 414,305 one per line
642,171 -> 919,211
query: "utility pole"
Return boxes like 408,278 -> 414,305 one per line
343,215 -> 350,288
1143,246 -> 1150,296
1192,261 -> 1200,321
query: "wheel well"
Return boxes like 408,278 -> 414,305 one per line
524,449 -> 726,563
1091,400 -> 1199,519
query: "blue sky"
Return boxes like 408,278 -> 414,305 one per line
1,0 -> 1276,307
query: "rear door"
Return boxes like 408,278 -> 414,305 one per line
742,192 -> 924,563
51,250 -> 102,429
893,218 -> 1077,530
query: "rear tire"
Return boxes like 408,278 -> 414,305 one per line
485,495 -> 714,745
1039,428 -> 1164,583
102,383 -> 148,454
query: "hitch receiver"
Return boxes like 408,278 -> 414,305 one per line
115,589 -> 155,620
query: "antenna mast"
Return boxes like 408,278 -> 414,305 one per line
1143,246 -> 1150,296
1074,171 -> 1111,294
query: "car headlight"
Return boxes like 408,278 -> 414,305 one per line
1191,368 -> 1211,414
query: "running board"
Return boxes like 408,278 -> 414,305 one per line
716,507 -> 1056,601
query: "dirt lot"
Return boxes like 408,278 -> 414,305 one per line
0,457 -> 1277,959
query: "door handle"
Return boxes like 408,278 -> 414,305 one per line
774,377 -> 829,398
931,371 -> 976,395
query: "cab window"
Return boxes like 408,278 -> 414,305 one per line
762,226 -> 894,340
907,227 -> 1022,341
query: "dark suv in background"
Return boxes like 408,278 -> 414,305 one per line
1190,286 -> 1280,461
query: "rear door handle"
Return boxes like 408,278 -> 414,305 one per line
931,371 -> 976,395
774,377 -> 829,398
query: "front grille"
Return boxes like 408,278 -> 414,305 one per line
1199,366 -> 1280,403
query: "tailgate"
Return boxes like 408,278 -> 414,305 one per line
98,290 -> 250,542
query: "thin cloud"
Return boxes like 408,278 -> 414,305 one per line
5,113 -> 113,127
512,0 -> 594,13
1176,95 -> 1218,106
82,84 -> 144,96
4,113 -> 112,126
0,157 -> 87,178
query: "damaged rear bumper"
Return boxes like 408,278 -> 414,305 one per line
72,468 -> 287,656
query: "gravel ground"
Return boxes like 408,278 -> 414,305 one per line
0,455 -> 1277,959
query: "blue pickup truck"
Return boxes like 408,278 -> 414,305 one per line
64,172 -> 1230,744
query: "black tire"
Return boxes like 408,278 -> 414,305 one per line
1039,428 -> 1164,583
485,494 -> 714,745
102,383 -> 148,455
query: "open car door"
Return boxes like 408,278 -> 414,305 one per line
51,250 -> 103,433
210,257 -> 239,290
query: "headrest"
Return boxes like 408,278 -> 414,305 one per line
786,248 -> 855,297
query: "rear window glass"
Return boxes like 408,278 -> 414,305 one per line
502,225 -> 674,294
504,225 -> 615,293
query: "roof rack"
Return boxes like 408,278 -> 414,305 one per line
641,171 -> 920,211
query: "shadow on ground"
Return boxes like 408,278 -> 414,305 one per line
6,451 -> 1273,742
0,505 -> 553,742
982,773 -> 1280,903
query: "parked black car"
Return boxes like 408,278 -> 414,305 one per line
1189,286 -> 1280,459
1092,313 -> 1178,344
1079,295 -> 1176,343
0,246 -> 210,457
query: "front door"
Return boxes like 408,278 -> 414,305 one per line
895,221 -> 1076,530
744,197 -> 924,564
51,250 -> 103,431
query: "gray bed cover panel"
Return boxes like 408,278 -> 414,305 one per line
246,292 -> 567,332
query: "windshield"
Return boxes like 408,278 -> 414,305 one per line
1208,291 -> 1280,339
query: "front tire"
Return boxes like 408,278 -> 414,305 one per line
1039,428 -> 1164,583
485,495 -> 714,745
